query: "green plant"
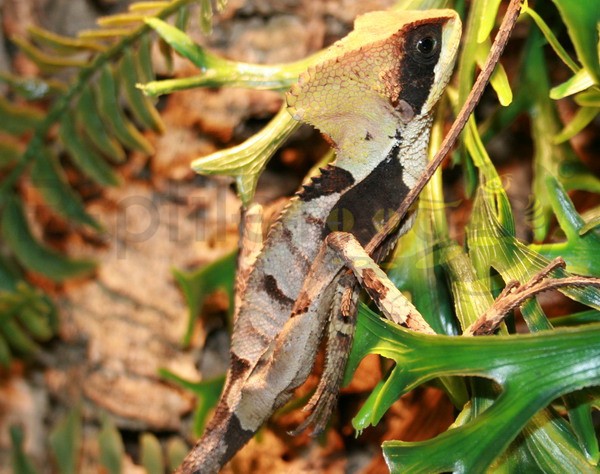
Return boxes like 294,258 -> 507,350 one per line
151,0 -> 600,471
2,0 -> 600,472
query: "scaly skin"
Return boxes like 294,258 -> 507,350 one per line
177,9 -> 461,473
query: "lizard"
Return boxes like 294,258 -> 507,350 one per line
176,8 -> 462,473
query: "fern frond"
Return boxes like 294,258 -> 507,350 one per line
0,0 -> 222,284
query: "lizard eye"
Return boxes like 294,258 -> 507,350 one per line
416,36 -> 437,57
408,25 -> 441,64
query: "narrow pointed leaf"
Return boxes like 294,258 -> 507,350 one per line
76,88 -> 126,163
11,36 -> 87,71
30,150 -> 101,230
96,64 -> 154,154
0,97 -> 44,135
49,406 -> 82,474
1,195 -> 96,281
550,0 -> 600,83
118,49 -> 165,133
140,433 -> 163,474
27,25 -> 104,53
59,114 -> 120,186
554,106 -> 600,144
550,69 -> 595,100
99,416 -> 124,474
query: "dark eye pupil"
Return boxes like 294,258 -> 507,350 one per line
417,36 -> 436,56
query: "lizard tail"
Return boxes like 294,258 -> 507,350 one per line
174,401 -> 254,474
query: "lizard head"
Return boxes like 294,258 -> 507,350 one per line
286,9 -> 461,157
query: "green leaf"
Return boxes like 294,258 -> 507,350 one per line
531,176 -> 600,277
476,0 -> 502,43
59,113 -> 120,187
192,106 -> 301,205
140,433 -> 163,474
118,49 -> 165,133
76,88 -> 126,163
0,97 -> 44,135
166,437 -> 188,472
0,137 -> 23,169
96,64 -> 154,155
98,416 -> 124,474
549,0 -> 600,83
553,106 -> 600,144
522,32 -> 600,240
0,72 -> 66,100
173,250 -> 236,347
10,425 -> 39,474
11,36 -> 87,71
550,69 -> 595,100
27,25 -> 104,54
523,4 -> 580,73
475,40 -> 512,106
348,307 -> 600,473
30,149 -> 101,230
159,369 -> 225,437
49,406 -> 82,474
1,194 -> 96,281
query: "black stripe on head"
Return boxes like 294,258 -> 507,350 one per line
323,133 -> 409,246
398,22 -> 443,115
299,165 -> 355,201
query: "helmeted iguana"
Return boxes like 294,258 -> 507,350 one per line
177,8 -> 462,473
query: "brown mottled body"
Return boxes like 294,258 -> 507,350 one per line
177,9 -> 461,473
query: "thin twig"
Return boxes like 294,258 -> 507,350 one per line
365,0 -> 523,255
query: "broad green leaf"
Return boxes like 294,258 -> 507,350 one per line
468,184 -> 600,310
159,369 -> 225,437
531,176 -> 600,277
140,433 -> 163,474
175,6 -> 191,31
1,195 -> 96,281
96,64 -> 154,155
59,113 -> 121,187
49,406 -> 82,474
192,106 -> 301,205
0,97 -> 44,135
118,49 -> 165,133
348,307 -> 600,473
98,416 -> 124,474
30,150 -> 101,230
550,0 -> 600,83
0,336 -> 10,366
173,250 -> 236,347
76,88 -> 126,163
